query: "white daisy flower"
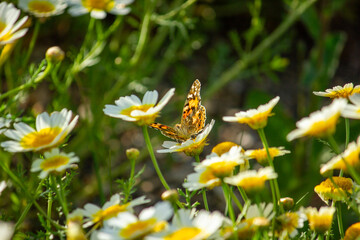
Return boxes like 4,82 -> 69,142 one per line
30,148 -> 79,179
1,109 -> 78,152
223,96 -> 280,130
18,0 -> 67,18
245,146 -> 290,166
342,93 -> 360,119
224,167 -> 278,194
0,2 -> 28,45
275,211 -> 306,239
91,202 -> 173,240
0,114 -> 13,134
0,221 -> 14,240
81,194 -> 150,228
303,206 -> 335,234
104,88 -> 175,126
157,119 -> 215,156
313,83 -> 360,99
183,146 -> 246,191
320,136 -> 360,175
286,98 -> 347,141
147,209 -> 223,240
68,0 -> 134,19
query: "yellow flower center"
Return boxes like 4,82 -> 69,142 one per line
240,110 -> 273,129
0,21 -> 5,33
28,1 -> 55,13
119,218 -> 165,238
314,177 -> 353,203
82,0 -> 115,11
307,212 -> 333,234
250,148 -> 282,165
0,21 -> 13,42
92,204 -> 129,224
212,142 -> 240,156
20,127 -> 63,150
40,155 -> 70,170
239,176 -> 267,193
209,161 -> 238,178
120,104 -> 158,125
164,227 -> 202,240
305,113 -> 340,137
344,222 -> 360,240
199,168 -> 221,189
120,104 -> 154,116
328,87 -> 353,99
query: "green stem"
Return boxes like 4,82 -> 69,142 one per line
51,175 -> 69,217
102,16 -> 123,40
194,155 -> 210,211
336,202 -> 344,238
130,0 -> 157,66
257,128 -> 281,212
124,153 -> 136,203
204,0 -> 317,99
142,126 -> 170,190
327,135 -> 340,155
154,0 -> 197,20
230,189 -> 243,211
222,181 -> 236,224
0,60 -> 53,101
46,177 -> 53,240
345,118 -> 350,148
23,20 -> 41,67
237,186 -> 249,203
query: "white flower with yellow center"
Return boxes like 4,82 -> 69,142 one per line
91,202 -> 173,240
31,148 -> 79,179
18,0 -> 67,18
1,109 -> 78,152
313,83 -> 360,99
157,120 -> 215,157
0,2 -> 28,45
104,89 -> 175,126
68,0 -> 134,19
245,146 -> 290,166
224,167 -> 278,194
342,93 -> 360,119
81,194 -> 150,228
320,136 -> 360,175
303,206 -> 335,234
223,96 -> 280,130
148,209 -> 223,240
286,98 -> 347,141
183,146 -> 246,191
275,211 -> 306,239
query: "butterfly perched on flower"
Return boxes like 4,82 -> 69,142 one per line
150,79 -> 206,142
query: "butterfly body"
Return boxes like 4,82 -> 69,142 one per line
150,79 -> 206,142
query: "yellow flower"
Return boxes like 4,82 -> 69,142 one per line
0,2 -> 28,45
342,93 -> 360,119
313,83 -> 360,99
104,89 -> 175,126
224,167 -> 277,194
30,148 -> 79,179
80,194 -> 150,228
68,0 -> 134,19
287,99 -> 347,141
303,206 -> 335,234
183,146 -> 246,190
1,109 -> 78,152
223,96 -> 280,130
19,0 -> 67,18
91,202 -> 173,240
245,146 -> 290,166
344,222 -> 360,240
212,141 -> 242,156
314,177 -> 353,204
320,136 -> 360,175
275,212 -> 306,239
157,120 -> 215,157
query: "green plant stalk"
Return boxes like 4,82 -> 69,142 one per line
204,0 -> 317,99
0,60 -> 53,101
221,181 -> 236,224
336,201 -> 344,238
142,126 -> 170,190
130,0 -> 157,66
46,177 -> 53,240
237,186 -> 249,203
327,135 -> 340,155
230,189 -> 243,211
257,128 -> 281,210
155,0 -> 197,20
14,178 -> 45,230
194,155 -> 209,211
345,118 -> 350,148
50,175 -> 69,217
0,161 -> 63,229
102,16 -> 123,40
23,20 -> 40,67
124,153 -> 137,203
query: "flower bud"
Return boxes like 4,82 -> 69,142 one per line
126,148 -> 140,161
46,46 -> 64,63
279,197 -> 294,211
161,189 -> 179,203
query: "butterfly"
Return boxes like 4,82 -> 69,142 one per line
150,79 -> 206,142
